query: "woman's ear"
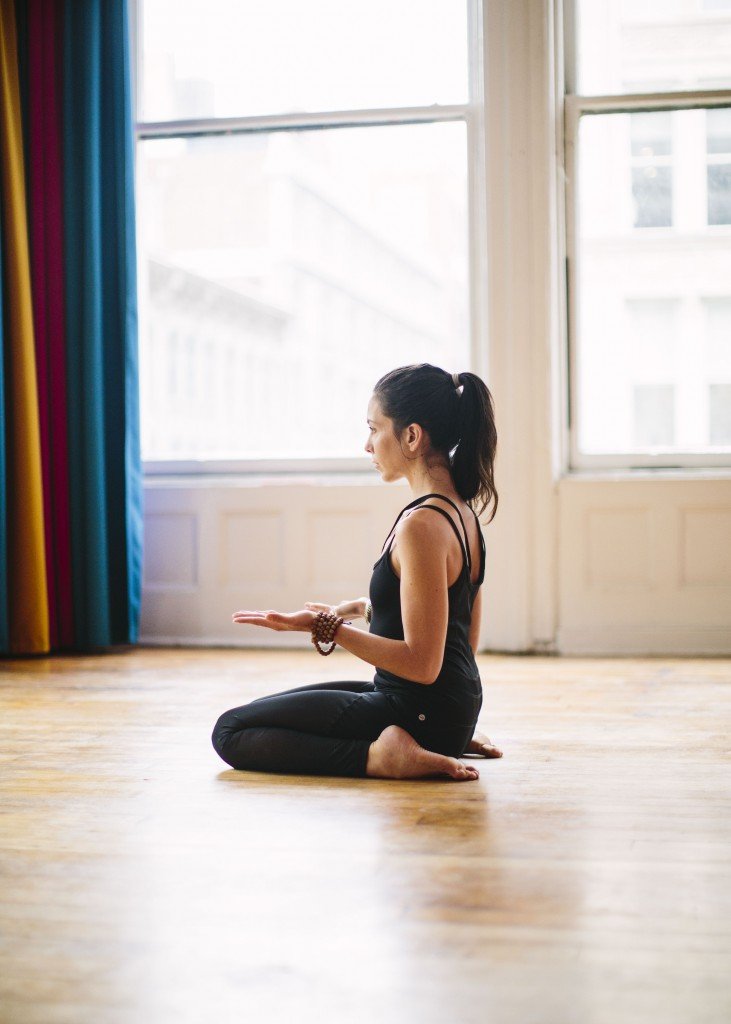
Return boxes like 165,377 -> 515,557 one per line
404,422 -> 425,453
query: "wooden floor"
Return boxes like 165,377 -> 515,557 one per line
1,648 -> 729,1024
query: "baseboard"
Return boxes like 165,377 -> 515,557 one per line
555,625 -> 731,656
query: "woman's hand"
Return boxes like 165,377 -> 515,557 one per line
231,609 -> 316,632
305,598 -> 366,619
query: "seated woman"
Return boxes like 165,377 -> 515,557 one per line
211,362 -> 502,781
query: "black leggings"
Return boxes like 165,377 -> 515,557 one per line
211,679 -> 479,778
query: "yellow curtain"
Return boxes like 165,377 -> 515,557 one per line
0,0 -> 49,653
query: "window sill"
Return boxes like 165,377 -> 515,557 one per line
560,466 -> 731,483
142,460 -> 393,489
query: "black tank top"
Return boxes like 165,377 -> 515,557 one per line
368,492 -> 485,721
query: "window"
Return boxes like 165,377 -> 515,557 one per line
576,0 -> 731,97
633,385 -> 675,447
709,384 -> 731,442
566,0 -> 731,467
705,299 -> 731,444
630,112 -> 673,228
707,107 -> 731,224
135,0 -> 479,466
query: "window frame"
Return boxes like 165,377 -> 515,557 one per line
563,0 -> 731,470
131,0 -> 488,477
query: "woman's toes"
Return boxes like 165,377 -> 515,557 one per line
468,731 -> 502,758
451,760 -> 479,780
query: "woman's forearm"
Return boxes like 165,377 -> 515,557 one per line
331,623 -> 434,685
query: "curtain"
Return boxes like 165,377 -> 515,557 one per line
0,0 -> 142,654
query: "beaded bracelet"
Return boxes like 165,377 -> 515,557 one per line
311,610 -> 350,656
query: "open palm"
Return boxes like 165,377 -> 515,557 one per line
231,609 -> 315,632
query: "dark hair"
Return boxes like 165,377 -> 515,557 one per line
373,363 -> 498,523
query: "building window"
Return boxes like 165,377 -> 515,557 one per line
707,107 -> 731,225
568,0 -> 731,468
632,385 -> 675,448
709,384 -> 731,443
631,112 -> 673,228
135,0 -> 477,465
704,298 -> 731,446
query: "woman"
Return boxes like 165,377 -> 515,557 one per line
212,363 -> 502,781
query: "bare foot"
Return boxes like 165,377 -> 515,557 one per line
467,729 -> 503,758
366,725 -> 479,781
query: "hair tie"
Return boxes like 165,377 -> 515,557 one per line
452,372 -> 461,389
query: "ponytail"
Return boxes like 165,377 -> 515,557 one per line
450,371 -> 498,523
373,363 -> 498,523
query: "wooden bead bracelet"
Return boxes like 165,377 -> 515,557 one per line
311,610 -> 350,656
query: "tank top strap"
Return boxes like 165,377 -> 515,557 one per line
412,493 -> 472,573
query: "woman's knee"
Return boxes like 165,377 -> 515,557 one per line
211,709 -> 238,759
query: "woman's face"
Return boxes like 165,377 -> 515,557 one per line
365,395 -> 406,481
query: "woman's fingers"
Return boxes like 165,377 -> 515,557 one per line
231,609 -> 315,633
231,610 -> 287,630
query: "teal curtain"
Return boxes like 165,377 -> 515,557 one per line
62,0 -> 142,646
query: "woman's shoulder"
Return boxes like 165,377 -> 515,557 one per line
395,502 -> 458,544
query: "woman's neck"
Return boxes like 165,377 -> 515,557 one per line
406,461 -> 459,502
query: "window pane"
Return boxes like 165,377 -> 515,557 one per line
709,384 -> 731,443
140,0 -> 468,121
708,164 -> 731,223
629,112 -> 674,227
630,111 -> 673,157
705,298 -> 731,375
632,385 -> 675,447
632,165 -> 673,227
707,107 -> 731,154
707,108 -> 731,224
137,123 -> 469,460
705,301 -> 731,446
576,111 -> 731,454
577,0 -> 731,95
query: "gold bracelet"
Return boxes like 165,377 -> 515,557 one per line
311,610 -> 350,656
364,600 -> 372,625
